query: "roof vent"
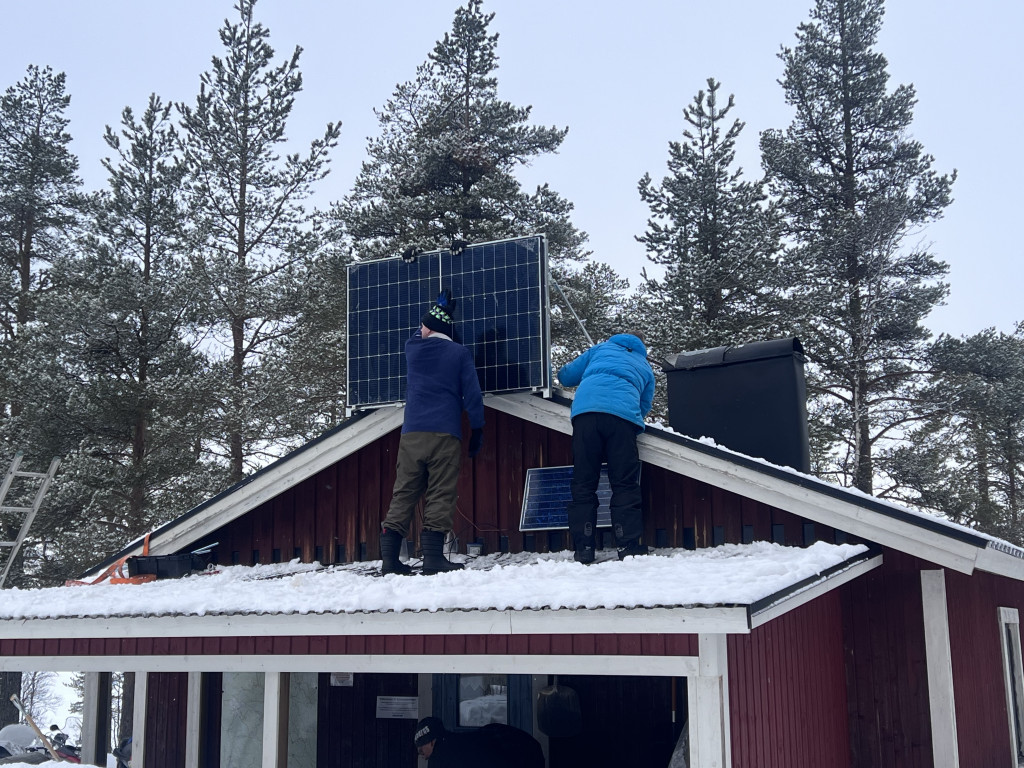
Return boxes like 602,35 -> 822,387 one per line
661,338 -> 810,472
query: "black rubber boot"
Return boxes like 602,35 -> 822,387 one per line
380,528 -> 413,575
617,539 -> 649,560
421,529 -> 464,575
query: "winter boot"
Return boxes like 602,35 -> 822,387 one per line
421,529 -> 464,575
380,528 -> 413,576
573,524 -> 596,564
617,539 -> 649,560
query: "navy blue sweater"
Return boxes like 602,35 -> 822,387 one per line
403,331 -> 485,439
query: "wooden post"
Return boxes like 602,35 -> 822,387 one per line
80,672 -> 112,766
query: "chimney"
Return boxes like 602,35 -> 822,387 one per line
660,337 -> 810,473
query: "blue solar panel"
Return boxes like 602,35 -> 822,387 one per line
519,465 -> 614,532
347,236 -> 550,409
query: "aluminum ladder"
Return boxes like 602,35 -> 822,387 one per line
0,451 -> 61,588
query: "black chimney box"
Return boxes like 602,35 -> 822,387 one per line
661,338 -> 810,473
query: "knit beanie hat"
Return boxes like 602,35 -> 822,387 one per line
422,290 -> 456,337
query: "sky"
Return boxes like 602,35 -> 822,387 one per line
3,0 -> 1022,340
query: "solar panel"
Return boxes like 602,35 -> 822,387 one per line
519,465 -> 614,532
346,236 -> 550,410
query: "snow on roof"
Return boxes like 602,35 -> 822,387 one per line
0,541 -> 869,621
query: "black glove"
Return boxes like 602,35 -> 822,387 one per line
401,246 -> 424,264
450,239 -> 470,257
468,428 -> 483,458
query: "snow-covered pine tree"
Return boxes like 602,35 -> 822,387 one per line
13,95 -> 230,584
340,0 -> 585,261
887,327 -> 1024,543
760,0 -> 955,493
636,78 -> 783,360
0,65 -> 81,427
179,0 -> 340,481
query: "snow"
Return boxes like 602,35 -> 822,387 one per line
0,541 -> 868,621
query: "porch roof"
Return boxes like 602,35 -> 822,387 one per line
0,542 -> 876,641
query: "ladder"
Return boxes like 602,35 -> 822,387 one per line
0,451 -> 61,589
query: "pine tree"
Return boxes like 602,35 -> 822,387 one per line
0,65 -> 81,423
340,0 -> 585,262
887,327 -> 1024,542
636,79 -> 783,358
180,0 -> 340,481
11,95 -> 229,584
760,0 -> 955,493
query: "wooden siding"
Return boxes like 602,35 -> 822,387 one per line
729,590 -> 850,768
0,633 -> 699,659
318,672 -> 418,768
945,566 -> 1024,767
190,407 -> 844,566
145,672 -> 189,768
839,549 -> 933,768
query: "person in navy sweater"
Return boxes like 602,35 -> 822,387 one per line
557,331 -> 656,563
380,289 -> 485,575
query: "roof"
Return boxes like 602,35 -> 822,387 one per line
2,542 -> 877,639
82,391 -> 1024,582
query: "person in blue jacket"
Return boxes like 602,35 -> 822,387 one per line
557,331 -> 656,562
380,289 -> 485,575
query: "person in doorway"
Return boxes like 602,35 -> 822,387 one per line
557,330 -> 656,563
380,289 -> 485,576
414,716 -> 543,768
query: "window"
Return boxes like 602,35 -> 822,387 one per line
433,673 -> 533,733
998,607 -> 1024,765
457,674 -> 508,727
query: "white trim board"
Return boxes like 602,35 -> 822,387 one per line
0,604 -> 751,640
0,653 -> 701,677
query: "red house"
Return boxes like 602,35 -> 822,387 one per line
3,385 -> 1024,768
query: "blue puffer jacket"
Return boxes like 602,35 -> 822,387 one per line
557,334 -> 655,430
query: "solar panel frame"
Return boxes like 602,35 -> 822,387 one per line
346,235 -> 550,411
519,465 -> 615,532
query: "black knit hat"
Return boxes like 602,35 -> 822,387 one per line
421,290 -> 456,337
414,717 -> 445,747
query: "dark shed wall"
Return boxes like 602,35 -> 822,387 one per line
945,567 -> 1024,768
194,407 -> 841,565
729,590 -> 850,768
840,549 -> 933,768
145,671 -> 188,768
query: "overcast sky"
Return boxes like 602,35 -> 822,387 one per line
4,0 -> 1021,339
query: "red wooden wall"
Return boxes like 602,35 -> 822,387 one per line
839,549 -> 934,768
145,672 -> 189,768
946,566 -> 1024,767
191,406 -> 841,566
729,590 -> 850,768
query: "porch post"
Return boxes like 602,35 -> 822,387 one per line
921,569 -> 960,768
261,671 -> 289,768
80,672 -> 111,766
185,672 -> 203,768
690,633 -> 731,768
132,671 -> 149,768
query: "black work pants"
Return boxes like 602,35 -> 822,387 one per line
567,411 -> 643,549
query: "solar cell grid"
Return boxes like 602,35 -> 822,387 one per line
519,465 -> 614,532
346,236 -> 549,410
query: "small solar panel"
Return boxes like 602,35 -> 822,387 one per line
347,236 -> 550,410
519,465 -> 614,532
